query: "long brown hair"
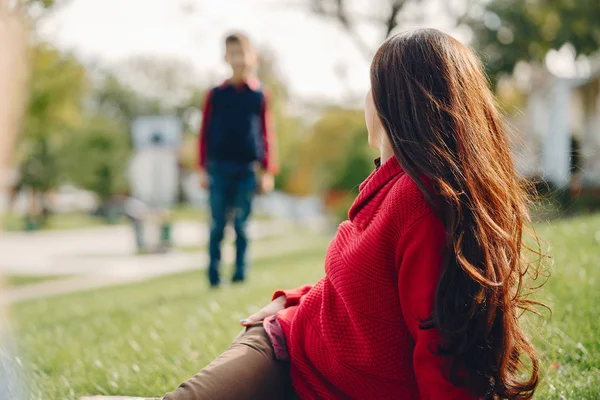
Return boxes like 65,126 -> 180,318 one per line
370,29 -> 544,399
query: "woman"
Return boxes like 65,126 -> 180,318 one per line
159,28 -> 542,400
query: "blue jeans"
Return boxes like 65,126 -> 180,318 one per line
207,162 -> 257,286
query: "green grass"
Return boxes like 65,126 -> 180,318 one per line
169,206 -> 269,222
176,245 -> 207,253
2,206 -> 265,232
6,275 -> 65,287
2,213 -> 115,232
526,214 -> 600,399
1,206 -> 203,232
169,206 -> 207,222
13,241 -> 329,400
11,214 -> 600,399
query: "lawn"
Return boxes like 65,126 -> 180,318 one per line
6,275 -> 65,287
2,213 -> 113,232
2,206 -> 268,232
11,214 -> 600,400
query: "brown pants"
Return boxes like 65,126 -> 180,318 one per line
151,324 -> 297,400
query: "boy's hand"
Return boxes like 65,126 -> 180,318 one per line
199,169 -> 209,190
240,296 -> 285,326
258,172 -> 274,194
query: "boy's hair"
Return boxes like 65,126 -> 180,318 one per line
225,32 -> 252,52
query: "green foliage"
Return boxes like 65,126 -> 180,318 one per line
2,211 -> 111,232
91,72 -> 161,128
7,275 -> 64,287
468,0 -> 600,79
23,43 -> 86,144
526,215 -> 600,398
329,127 -> 374,191
26,0 -> 57,7
17,42 -> 87,197
62,117 -> 131,201
304,108 -> 376,193
19,137 -> 61,192
69,63 -> 194,200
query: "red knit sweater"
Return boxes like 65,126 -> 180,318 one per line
273,157 -> 477,400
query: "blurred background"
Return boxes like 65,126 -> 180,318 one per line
0,0 -> 598,399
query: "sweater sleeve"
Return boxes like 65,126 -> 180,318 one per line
260,89 -> 278,174
272,285 -> 312,308
198,89 -> 214,169
398,212 -> 477,400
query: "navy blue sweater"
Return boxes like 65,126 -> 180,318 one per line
199,79 -> 275,172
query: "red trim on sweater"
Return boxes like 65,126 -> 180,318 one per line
260,89 -> 277,173
198,89 -> 214,169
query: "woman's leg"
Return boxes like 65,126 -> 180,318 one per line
158,324 -> 295,400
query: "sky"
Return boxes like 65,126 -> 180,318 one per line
39,0 -> 383,103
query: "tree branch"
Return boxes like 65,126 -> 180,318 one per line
385,0 -> 406,37
313,0 -> 379,60
343,25 -> 377,60
308,0 -> 420,60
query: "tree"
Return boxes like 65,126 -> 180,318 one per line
6,0 -> 70,21
467,0 -> 600,79
114,56 -> 199,112
88,60 -> 213,209
294,107 -> 376,194
80,70 -> 165,206
22,0 -> 58,8
90,71 -> 161,129
16,41 -> 87,226
310,0 -> 421,60
96,58 -> 205,173
309,0 -> 474,60
62,117 -> 130,204
329,127 -> 374,191
23,43 -> 86,145
310,0 -> 414,61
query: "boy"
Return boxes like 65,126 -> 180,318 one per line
198,33 -> 277,287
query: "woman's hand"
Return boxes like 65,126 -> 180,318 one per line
240,296 -> 286,327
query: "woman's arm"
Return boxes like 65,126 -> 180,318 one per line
272,285 -> 313,308
397,212 -> 476,400
240,285 -> 313,327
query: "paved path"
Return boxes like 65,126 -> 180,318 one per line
0,220 -> 298,276
2,218 -> 329,303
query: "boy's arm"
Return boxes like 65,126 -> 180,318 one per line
260,89 -> 278,174
198,89 -> 215,170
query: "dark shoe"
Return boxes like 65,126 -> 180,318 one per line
208,265 -> 220,288
231,274 -> 245,284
